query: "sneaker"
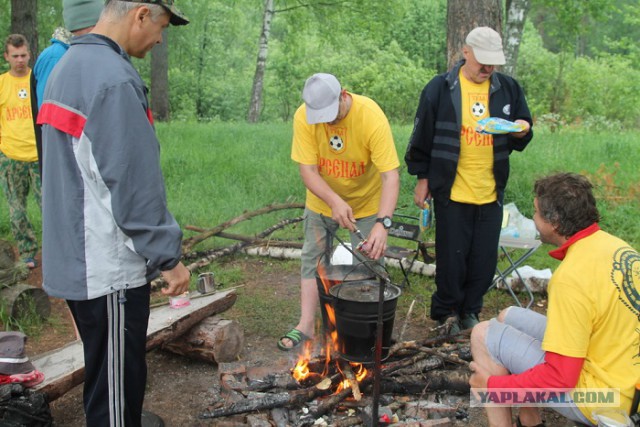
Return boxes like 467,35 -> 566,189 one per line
438,314 -> 461,336
460,313 -> 480,330
141,410 -> 165,427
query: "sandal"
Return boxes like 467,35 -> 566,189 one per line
277,328 -> 310,351
23,257 -> 38,269
516,416 -> 545,427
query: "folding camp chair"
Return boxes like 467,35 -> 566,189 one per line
384,213 -> 434,288
490,235 -> 541,308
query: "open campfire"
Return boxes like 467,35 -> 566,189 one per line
199,265 -> 474,426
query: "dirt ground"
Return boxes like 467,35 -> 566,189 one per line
21,254 -> 573,427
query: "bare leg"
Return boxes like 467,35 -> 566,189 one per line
279,277 -> 317,348
471,321 -> 513,427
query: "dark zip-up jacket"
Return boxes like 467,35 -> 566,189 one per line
405,60 -> 533,204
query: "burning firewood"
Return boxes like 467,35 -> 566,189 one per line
338,360 -> 362,401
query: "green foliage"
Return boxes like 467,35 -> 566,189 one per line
2,0 -> 640,128
518,21 -> 640,129
563,55 -> 640,129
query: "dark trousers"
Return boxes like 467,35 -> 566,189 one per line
430,199 -> 502,320
67,284 -> 150,427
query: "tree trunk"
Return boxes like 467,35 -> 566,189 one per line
446,0 -> 502,70
247,0 -> 274,123
195,20 -> 210,119
151,30 -> 170,121
503,0 -> 531,77
10,0 -> 38,66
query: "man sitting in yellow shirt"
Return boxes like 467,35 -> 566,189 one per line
469,172 -> 640,427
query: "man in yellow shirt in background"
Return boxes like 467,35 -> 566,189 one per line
0,34 -> 40,269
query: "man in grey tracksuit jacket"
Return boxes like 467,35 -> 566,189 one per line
37,1 -> 190,426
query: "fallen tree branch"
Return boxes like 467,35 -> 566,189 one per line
182,202 -> 304,252
152,217 -> 303,291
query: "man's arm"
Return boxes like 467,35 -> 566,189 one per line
365,168 -> 400,260
405,82 -> 437,178
471,351 -> 584,390
507,78 -> 534,151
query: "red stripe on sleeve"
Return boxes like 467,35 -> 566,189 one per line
147,108 -> 154,125
37,103 -> 87,138
488,351 -> 584,389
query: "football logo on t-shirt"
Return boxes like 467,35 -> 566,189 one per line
328,135 -> 345,153
17,88 -> 28,100
471,101 -> 486,118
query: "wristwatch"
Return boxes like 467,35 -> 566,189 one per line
376,216 -> 392,230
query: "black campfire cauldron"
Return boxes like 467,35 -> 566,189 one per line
315,263 -> 376,337
329,280 -> 401,363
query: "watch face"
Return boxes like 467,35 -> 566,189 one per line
382,217 -> 392,228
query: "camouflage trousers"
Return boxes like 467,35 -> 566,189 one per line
0,152 -> 41,259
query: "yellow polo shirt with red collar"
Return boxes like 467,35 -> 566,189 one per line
543,229 -> 640,422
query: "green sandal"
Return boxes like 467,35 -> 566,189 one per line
277,328 -> 310,351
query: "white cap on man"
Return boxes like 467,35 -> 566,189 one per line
465,27 -> 506,65
302,73 -> 341,125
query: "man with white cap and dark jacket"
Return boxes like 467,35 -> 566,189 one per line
38,1 -> 189,426
405,27 -> 534,335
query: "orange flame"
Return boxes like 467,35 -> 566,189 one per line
292,340 -> 313,382
353,362 -> 368,381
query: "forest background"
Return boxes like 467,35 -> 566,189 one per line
1,0 -> 639,129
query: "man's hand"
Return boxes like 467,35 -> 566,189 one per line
329,198 -> 356,232
469,361 -> 491,389
413,179 -> 430,207
362,223 -> 388,260
511,119 -> 531,139
160,262 -> 191,296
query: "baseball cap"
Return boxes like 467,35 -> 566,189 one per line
302,73 -> 341,125
63,0 -> 103,32
120,0 -> 189,26
0,332 -> 35,375
465,27 -> 505,65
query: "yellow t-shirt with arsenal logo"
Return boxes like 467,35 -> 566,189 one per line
291,93 -> 399,218
0,71 -> 37,162
450,70 -> 496,204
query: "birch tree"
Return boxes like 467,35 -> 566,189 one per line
503,0 -> 531,77
247,0 -> 274,123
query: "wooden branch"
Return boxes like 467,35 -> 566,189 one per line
182,202 -> 304,252
152,216 -> 303,291
378,369 -> 470,395
211,231 -> 303,249
339,360 -> 361,401
185,217 -> 303,271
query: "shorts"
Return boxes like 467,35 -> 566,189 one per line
486,307 -> 594,426
300,208 -> 378,279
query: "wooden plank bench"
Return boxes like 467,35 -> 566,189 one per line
31,289 -> 238,402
